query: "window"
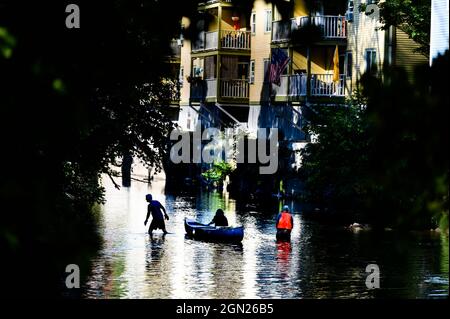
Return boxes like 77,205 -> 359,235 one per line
264,10 -> 272,33
346,0 -> 354,22
249,60 -> 255,84
345,52 -> 352,78
365,49 -> 377,73
179,67 -> 184,87
251,12 -> 256,34
263,58 -> 270,83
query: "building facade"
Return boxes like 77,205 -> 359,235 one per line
171,0 -> 429,183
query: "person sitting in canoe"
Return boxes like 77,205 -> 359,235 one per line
144,194 -> 169,235
276,205 -> 293,240
208,209 -> 228,227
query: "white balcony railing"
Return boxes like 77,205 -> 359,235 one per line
272,15 -> 347,42
205,79 -> 217,98
221,79 -> 249,98
272,74 -> 345,97
289,74 -> 307,96
193,30 -> 251,52
205,31 -> 218,50
272,74 -> 307,97
272,75 -> 289,97
297,15 -> 347,39
310,74 -> 345,96
192,31 -> 219,51
220,30 -> 251,50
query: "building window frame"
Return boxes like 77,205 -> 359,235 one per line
346,0 -> 354,22
251,12 -> 256,35
179,66 -> 184,87
249,60 -> 256,84
345,51 -> 353,78
365,48 -> 377,74
264,10 -> 272,33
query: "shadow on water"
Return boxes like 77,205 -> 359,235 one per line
81,168 -> 449,299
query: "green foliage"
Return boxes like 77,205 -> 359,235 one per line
377,0 -> 431,57
300,94 -> 371,221
0,26 -> 16,58
0,0 -> 201,294
301,52 -> 449,230
202,161 -> 234,185
362,53 -> 449,230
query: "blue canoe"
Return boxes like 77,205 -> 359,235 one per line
184,219 -> 244,243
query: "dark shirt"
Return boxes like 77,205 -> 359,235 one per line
148,200 -> 164,220
211,215 -> 228,227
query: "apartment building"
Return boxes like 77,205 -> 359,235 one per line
174,0 -> 429,143
430,0 -> 449,65
177,0 -> 253,133
346,0 -> 428,91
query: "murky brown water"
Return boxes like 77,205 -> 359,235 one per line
82,170 -> 449,299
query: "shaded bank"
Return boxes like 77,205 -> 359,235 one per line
300,53 -> 449,231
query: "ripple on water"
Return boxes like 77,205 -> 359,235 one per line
82,175 -> 449,299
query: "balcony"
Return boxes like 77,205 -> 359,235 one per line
272,15 -> 347,43
310,74 -> 345,96
272,74 -> 307,98
272,74 -> 345,98
221,79 -> 250,99
192,30 -> 251,52
190,78 -> 249,102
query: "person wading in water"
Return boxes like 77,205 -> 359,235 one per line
144,194 -> 169,236
276,205 -> 293,241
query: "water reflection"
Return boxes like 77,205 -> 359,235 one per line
82,167 -> 449,299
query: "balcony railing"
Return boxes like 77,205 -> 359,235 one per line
272,74 -> 307,97
205,79 -> 217,98
190,78 -> 249,100
272,74 -> 345,97
220,30 -> 251,50
192,30 -> 251,52
272,15 -> 347,42
221,79 -> 249,98
297,15 -> 347,39
310,74 -> 345,96
170,39 -> 181,57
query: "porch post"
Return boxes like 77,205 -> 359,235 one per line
306,45 -> 311,99
217,5 -> 222,103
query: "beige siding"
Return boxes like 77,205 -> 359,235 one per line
249,0 -> 272,103
395,29 -> 428,80
346,0 -> 386,86
180,17 -> 192,106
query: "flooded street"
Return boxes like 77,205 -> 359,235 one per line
82,168 -> 449,299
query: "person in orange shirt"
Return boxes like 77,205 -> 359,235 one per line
276,205 -> 293,241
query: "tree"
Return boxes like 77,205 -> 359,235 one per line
300,52 -> 449,231
376,0 -> 431,57
300,94 -> 371,223
0,0 -> 200,296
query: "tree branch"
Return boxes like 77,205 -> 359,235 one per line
107,173 -> 121,190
